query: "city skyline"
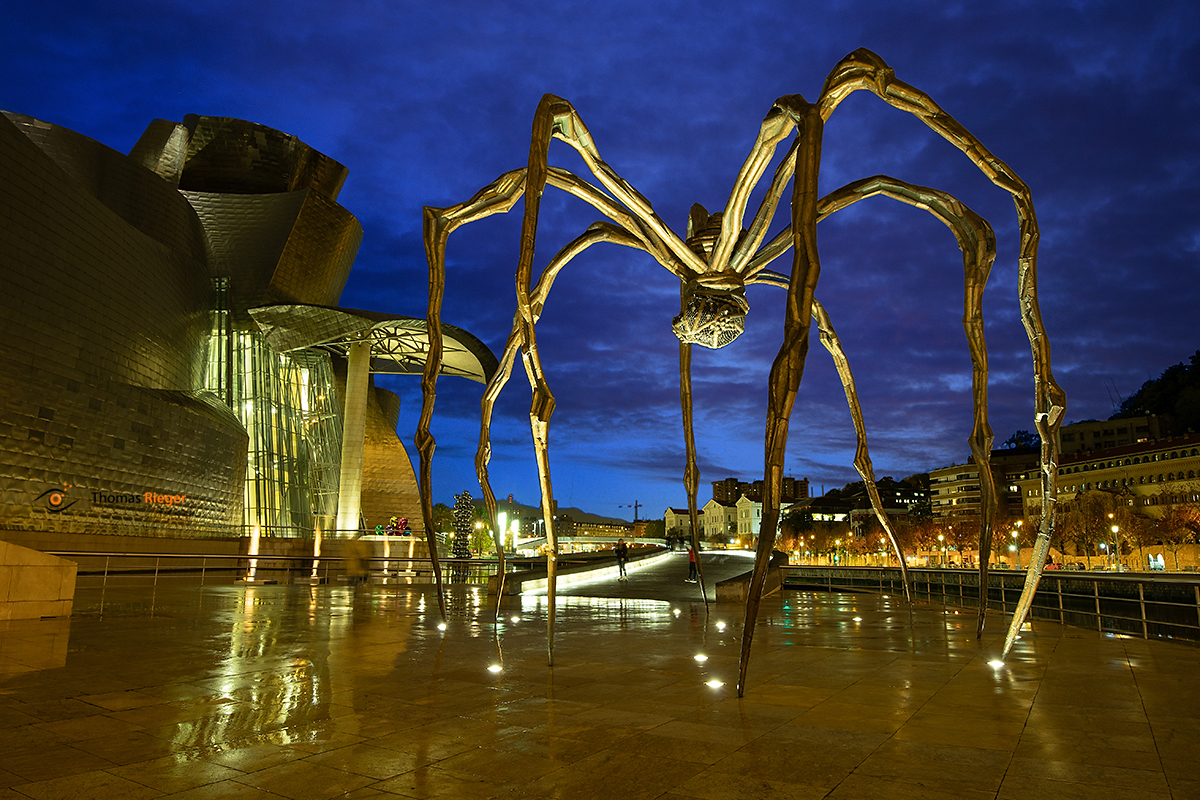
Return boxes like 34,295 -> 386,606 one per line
4,1 -> 1198,521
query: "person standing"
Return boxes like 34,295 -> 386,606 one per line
614,538 -> 629,581
686,545 -> 698,583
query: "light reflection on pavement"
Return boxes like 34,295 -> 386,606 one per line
0,579 -> 1193,797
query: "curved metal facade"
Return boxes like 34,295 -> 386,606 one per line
0,111 -> 245,536
0,111 -> 400,541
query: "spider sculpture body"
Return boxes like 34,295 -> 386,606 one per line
416,48 -> 1066,696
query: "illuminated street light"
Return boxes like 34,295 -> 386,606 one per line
1111,523 -> 1121,571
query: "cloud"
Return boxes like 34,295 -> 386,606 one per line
4,0 -> 1198,517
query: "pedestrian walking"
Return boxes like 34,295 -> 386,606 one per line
614,538 -> 629,580
685,545 -> 698,582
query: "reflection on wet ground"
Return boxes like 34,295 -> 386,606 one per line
0,577 -> 1198,799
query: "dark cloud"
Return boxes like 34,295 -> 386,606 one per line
4,0 -> 1197,517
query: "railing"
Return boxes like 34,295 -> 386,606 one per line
783,566 -> 1200,644
49,552 -> 559,589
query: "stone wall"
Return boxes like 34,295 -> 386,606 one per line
0,540 -> 76,620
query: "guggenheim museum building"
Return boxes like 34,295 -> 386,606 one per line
0,110 -> 495,554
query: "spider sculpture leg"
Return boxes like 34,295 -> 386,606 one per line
424,93 -> 717,658
426,172 -> 663,622
678,339 -> 710,606
818,176 -> 999,631
732,51 -> 1065,692
481,224 -> 652,606
420,169 -> 529,620
733,95 -> 825,698
423,152 -> 662,656
513,95 -> 624,663
739,174 -> 999,688
815,48 -> 1066,653
811,298 -> 913,606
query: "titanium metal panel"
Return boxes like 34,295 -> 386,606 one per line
0,112 -> 247,536
179,116 -> 349,200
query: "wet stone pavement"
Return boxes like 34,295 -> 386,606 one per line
0,558 -> 1199,799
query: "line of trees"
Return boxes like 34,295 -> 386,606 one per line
775,484 -> 1200,570
1030,485 -> 1200,570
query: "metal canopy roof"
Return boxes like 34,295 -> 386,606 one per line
248,304 -> 499,384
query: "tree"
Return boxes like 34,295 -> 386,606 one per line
899,516 -> 941,559
1152,490 -> 1200,570
643,519 -> 665,538
471,523 -> 494,555
1123,510 -> 1160,570
432,503 -> 454,534
776,527 -> 800,555
1002,429 -> 1040,449
780,508 -> 812,536
1115,349 -> 1200,435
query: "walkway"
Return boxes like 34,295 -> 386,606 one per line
551,550 -> 758,603
0,580 -> 1197,799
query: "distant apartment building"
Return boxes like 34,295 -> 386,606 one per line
842,481 -> 930,533
1018,434 -> 1200,517
574,519 -> 635,538
711,476 -> 809,503
930,447 -> 1038,521
931,416 -> 1192,521
1058,416 -> 1161,455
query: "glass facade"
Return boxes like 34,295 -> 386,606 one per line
203,281 -> 343,538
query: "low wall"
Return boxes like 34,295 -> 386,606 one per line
715,550 -> 788,603
0,540 -> 77,620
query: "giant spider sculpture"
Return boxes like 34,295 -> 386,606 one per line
415,48 -> 1066,696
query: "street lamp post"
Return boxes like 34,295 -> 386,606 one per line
937,533 -> 945,567
1111,524 -> 1121,571
1011,530 -> 1021,569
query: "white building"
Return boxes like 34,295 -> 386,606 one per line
701,498 -> 737,541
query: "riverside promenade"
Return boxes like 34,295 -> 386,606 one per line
0,552 -> 1197,799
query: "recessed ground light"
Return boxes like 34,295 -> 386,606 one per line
852,617 -> 863,622
694,654 -> 709,662
705,680 -> 724,688
436,623 -> 447,631
487,664 -> 503,673
673,609 -> 681,617
715,621 -> 726,631
987,660 -> 1005,668
510,616 -> 520,623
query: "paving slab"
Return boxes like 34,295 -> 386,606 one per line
0,577 -> 1195,798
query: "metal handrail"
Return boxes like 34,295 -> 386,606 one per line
782,565 -> 1200,644
46,550 -> 588,589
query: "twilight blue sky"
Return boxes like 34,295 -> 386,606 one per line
4,1 -> 1198,520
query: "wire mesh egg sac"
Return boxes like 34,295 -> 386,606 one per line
671,293 -> 747,349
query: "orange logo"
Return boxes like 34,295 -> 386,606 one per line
35,486 -> 78,512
